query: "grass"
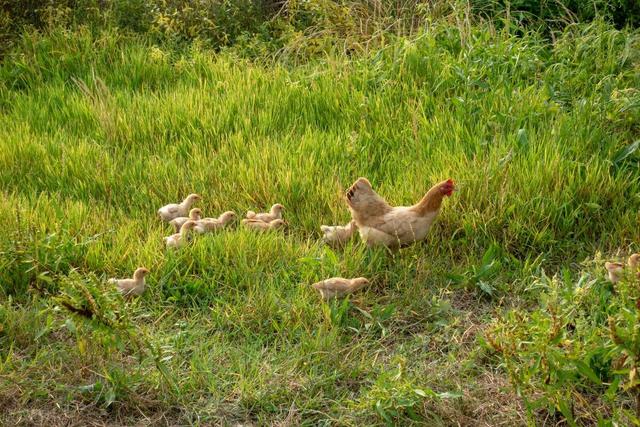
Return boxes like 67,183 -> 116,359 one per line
0,20 -> 639,425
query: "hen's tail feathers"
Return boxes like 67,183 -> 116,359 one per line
345,178 -> 392,220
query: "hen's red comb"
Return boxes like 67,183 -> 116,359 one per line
443,179 -> 456,196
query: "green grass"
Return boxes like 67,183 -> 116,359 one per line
0,21 -> 639,425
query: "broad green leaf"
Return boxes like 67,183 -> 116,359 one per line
478,281 -> 494,296
605,377 -> 621,401
375,401 -> 393,424
37,272 -> 54,284
406,406 -> 422,421
613,140 -> 640,166
414,388 -> 435,398
574,360 -> 601,385
445,273 -> 465,284
516,128 -> 528,149
437,391 -> 463,399
557,399 -> 576,427
64,318 -> 76,334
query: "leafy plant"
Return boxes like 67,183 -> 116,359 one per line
361,360 -> 463,424
448,244 -> 505,297
486,263 -> 640,424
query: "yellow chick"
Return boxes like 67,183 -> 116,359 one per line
158,194 -> 201,222
170,208 -> 202,233
109,267 -> 150,297
246,204 -> 284,222
321,220 -> 357,248
241,218 -> 286,231
164,220 -> 197,248
195,211 -> 236,234
311,277 -> 370,300
605,262 -> 625,284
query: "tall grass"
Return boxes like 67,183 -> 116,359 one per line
0,19 -> 639,424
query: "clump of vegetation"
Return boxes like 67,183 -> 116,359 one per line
471,0 -> 640,29
486,257 -> 640,424
2,0 -> 639,57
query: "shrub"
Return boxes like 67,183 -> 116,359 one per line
471,0 -> 640,29
2,0 -> 639,59
486,258 -> 640,424
147,0 -> 274,48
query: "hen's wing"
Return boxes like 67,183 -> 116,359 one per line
345,178 -> 392,224
358,225 -> 400,247
367,209 -> 434,246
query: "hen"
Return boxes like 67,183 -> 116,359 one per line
345,177 -> 455,248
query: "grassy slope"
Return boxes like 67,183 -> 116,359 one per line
0,23 -> 639,425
